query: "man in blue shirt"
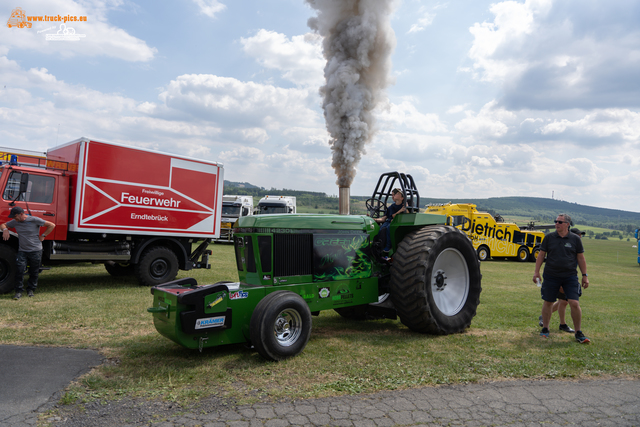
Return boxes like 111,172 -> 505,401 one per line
1,206 -> 55,300
533,213 -> 590,343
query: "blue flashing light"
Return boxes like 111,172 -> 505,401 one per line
9,155 -> 18,165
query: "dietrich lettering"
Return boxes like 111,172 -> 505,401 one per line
460,217 -> 512,241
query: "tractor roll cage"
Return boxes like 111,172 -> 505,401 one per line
370,172 -> 420,213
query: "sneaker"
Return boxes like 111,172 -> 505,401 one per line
575,331 -> 590,344
540,327 -> 549,338
538,315 -> 543,327
27,290 -> 34,297
559,324 -> 575,333
13,293 -> 22,300
381,256 -> 391,262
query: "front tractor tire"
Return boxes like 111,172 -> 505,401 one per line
389,226 -> 482,335
250,291 -> 312,361
135,246 -> 179,287
0,245 -> 18,294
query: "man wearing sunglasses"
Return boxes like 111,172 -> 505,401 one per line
533,214 -> 590,343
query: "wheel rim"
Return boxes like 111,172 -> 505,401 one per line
273,308 -> 303,347
519,249 -> 528,261
478,248 -> 487,260
430,248 -> 470,316
150,258 -> 169,279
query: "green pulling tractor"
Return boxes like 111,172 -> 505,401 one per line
148,172 -> 482,360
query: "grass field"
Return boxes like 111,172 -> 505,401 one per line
1,238 -> 639,406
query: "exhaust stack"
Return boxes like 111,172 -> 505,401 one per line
339,186 -> 350,215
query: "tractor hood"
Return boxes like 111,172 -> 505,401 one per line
236,213 -> 376,232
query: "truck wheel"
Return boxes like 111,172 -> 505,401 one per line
135,246 -> 179,287
0,245 -> 18,294
250,291 -> 312,361
530,247 -> 541,262
389,226 -> 482,335
477,245 -> 490,261
104,261 -> 135,277
517,246 -> 529,262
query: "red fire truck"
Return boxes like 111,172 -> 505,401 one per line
0,138 -> 223,293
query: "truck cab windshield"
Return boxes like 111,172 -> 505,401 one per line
222,204 -> 241,217
257,205 -> 289,214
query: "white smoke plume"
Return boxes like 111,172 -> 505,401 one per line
306,0 -> 397,187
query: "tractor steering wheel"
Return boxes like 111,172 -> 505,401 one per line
365,198 -> 387,219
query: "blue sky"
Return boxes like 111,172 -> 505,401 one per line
2,0 -> 639,212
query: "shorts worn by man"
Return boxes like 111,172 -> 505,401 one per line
1,206 -> 55,300
533,213 -> 590,344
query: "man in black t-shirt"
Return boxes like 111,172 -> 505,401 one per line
533,213 -> 590,343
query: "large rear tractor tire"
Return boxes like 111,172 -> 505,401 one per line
250,291 -> 312,361
0,245 -> 18,294
135,246 -> 179,287
389,226 -> 482,335
104,261 -> 135,277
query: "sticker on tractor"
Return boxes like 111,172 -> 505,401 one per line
207,293 -> 225,308
195,316 -> 225,329
332,285 -> 353,302
263,275 -> 271,280
319,287 -> 330,298
229,291 -> 248,300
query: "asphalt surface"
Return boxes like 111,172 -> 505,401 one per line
1,344 -> 639,426
0,345 -> 103,427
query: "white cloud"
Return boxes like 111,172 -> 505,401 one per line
467,0 -> 640,110
407,8 -> 434,34
540,109 -> 640,142
159,74 -> 320,129
376,98 -> 447,133
240,30 -> 324,87
192,0 -> 226,18
454,101 -> 515,139
1,0 -> 157,62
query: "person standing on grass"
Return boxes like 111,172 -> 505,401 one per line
1,206 -> 55,300
537,228 -> 586,333
533,213 -> 590,343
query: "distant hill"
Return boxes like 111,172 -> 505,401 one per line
223,184 -> 640,233
223,180 -> 262,189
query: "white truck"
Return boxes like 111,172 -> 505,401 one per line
254,195 -> 296,215
218,195 -> 253,241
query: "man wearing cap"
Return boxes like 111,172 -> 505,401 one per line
533,213 -> 590,343
374,188 -> 406,260
538,227 -> 586,332
1,206 -> 55,299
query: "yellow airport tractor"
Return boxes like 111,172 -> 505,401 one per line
424,203 -> 546,262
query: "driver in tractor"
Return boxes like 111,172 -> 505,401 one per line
374,188 -> 407,260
